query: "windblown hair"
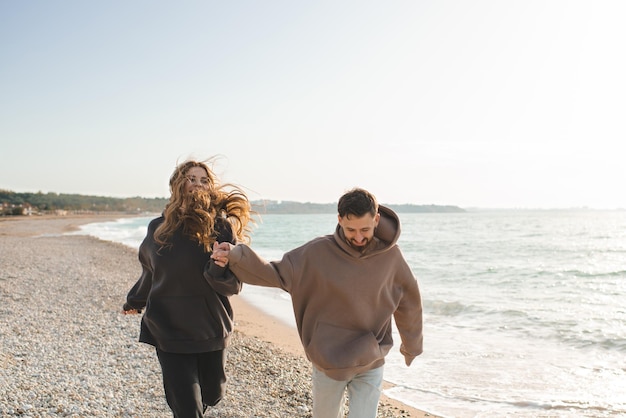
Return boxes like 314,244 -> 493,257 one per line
154,159 -> 254,252
337,188 -> 379,219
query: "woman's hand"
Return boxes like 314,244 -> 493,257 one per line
212,242 -> 233,267
122,308 -> 140,315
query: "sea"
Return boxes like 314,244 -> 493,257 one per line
74,210 -> 626,417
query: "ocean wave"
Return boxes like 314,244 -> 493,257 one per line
560,269 -> 626,278
424,300 -> 475,316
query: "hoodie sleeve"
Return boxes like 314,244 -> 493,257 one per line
123,238 -> 154,312
393,258 -> 424,366
227,244 -> 294,292
203,218 -> 242,297
204,262 -> 242,296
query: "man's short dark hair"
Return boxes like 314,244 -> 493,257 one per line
337,188 -> 378,218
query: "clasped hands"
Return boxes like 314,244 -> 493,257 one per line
212,242 -> 234,267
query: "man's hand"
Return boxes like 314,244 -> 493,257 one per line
212,242 -> 234,267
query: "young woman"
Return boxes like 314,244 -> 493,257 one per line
122,159 -> 253,417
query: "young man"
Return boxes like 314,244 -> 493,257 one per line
207,188 -> 423,418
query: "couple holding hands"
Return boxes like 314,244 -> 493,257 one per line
122,158 -> 423,418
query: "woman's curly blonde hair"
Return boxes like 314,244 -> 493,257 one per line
154,159 -> 254,252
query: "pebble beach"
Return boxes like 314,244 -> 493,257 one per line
0,215 -> 432,418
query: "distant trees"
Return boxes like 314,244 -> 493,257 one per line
0,190 -> 168,215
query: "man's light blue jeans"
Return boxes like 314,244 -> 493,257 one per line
312,365 -> 384,418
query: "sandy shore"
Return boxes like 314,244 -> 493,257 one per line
0,214 -> 436,417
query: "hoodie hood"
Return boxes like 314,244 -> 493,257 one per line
334,205 -> 401,257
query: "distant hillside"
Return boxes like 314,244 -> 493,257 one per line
252,200 -> 465,214
0,190 -> 464,216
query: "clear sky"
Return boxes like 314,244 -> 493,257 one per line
1,1 -> 624,209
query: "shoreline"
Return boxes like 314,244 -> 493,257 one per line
0,214 -> 435,417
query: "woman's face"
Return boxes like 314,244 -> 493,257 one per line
184,166 -> 211,194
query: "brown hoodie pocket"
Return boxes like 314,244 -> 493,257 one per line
306,321 -> 382,371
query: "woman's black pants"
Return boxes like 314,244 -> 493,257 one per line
156,348 -> 226,418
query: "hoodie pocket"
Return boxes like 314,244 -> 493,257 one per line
306,321 -> 382,370
145,296 -> 223,341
